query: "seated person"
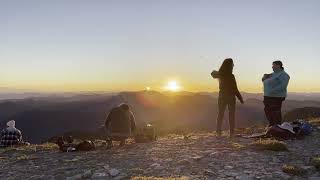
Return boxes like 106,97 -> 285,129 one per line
105,103 -> 136,147
0,120 -> 23,148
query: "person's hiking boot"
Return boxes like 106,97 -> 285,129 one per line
229,132 -> 235,138
216,131 -> 222,137
106,140 -> 113,149
228,134 -> 236,141
119,140 -> 125,146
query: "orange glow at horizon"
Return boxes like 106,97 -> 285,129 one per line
1,77 -> 319,93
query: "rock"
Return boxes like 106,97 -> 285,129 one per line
204,169 -> 217,176
209,152 -> 222,157
178,159 -> 192,165
164,158 -> 173,162
173,166 -> 183,174
274,171 -> 291,180
192,155 -> 204,161
155,165 -> 165,170
294,160 -> 305,166
47,175 -> 55,180
66,174 -> 82,180
221,150 -> 231,154
309,176 -> 320,180
96,163 -> 105,166
64,166 -> 78,171
236,175 -> 250,180
150,163 -> 165,170
224,172 -> 240,177
29,175 -> 46,179
272,157 -> 281,163
103,165 -> 110,170
224,165 -> 234,170
218,169 -> 224,173
230,153 -> 241,157
92,172 -> 107,179
82,170 -> 92,178
130,168 -> 144,174
301,165 -> 315,171
113,173 -> 128,180
202,150 -> 215,155
109,168 -> 120,177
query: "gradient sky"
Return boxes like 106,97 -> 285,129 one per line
1,0 -> 320,92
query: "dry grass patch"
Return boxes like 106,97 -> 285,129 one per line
309,118 -> 320,126
0,143 -> 58,154
15,154 -> 38,161
282,164 -> 307,176
235,125 -> 266,135
15,143 -> 59,152
16,154 -> 31,161
311,157 -> 320,169
231,142 -> 246,150
250,139 -> 288,151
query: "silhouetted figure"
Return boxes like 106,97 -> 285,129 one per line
211,58 -> 244,137
0,120 -> 23,148
262,60 -> 290,126
105,103 -> 136,147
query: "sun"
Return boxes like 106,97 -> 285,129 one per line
166,80 -> 181,92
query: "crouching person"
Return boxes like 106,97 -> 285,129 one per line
105,103 -> 136,147
0,120 -> 24,148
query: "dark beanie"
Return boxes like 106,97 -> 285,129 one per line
119,103 -> 130,111
273,60 -> 284,69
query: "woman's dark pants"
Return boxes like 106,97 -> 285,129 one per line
263,96 -> 285,126
216,96 -> 236,136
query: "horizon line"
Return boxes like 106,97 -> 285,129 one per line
1,88 -> 320,95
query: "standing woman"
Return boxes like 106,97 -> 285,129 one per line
262,60 -> 290,126
211,58 -> 244,137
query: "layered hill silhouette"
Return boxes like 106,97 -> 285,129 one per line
0,91 -> 320,143
284,107 -> 320,121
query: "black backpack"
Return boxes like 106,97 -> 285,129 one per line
135,124 -> 157,143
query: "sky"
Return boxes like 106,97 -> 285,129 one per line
1,0 -> 320,92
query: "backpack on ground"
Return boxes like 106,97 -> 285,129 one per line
266,125 -> 296,140
56,136 -> 95,152
134,124 -> 157,143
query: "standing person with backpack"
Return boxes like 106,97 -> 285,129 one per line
211,58 -> 244,137
262,60 -> 290,126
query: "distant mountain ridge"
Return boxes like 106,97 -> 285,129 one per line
1,89 -> 320,101
284,107 -> 320,121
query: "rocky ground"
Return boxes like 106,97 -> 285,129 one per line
1,128 -> 320,180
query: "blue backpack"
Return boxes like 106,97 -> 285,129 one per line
301,122 -> 313,135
